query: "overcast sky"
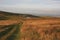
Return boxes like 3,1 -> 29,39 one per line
0,0 -> 60,16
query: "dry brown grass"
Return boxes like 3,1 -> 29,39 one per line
21,18 -> 60,40
0,12 -> 60,40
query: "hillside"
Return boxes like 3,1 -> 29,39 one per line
0,11 -> 60,40
0,11 -> 40,19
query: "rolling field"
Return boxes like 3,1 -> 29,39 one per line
0,11 -> 60,40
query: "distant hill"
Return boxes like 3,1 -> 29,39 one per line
0,11 -> 40,18
0,11 -> 59,20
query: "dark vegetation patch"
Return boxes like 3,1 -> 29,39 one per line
0,16 -> 9,20
0,23 -> 22,40
6,24 -> 20,40
0,24 -> 15,38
